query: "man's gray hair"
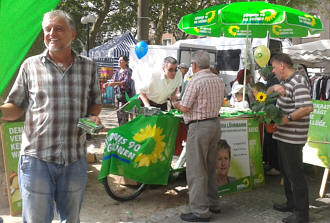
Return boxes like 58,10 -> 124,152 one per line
191,50 -> 210,69
42,10 -> 76,30
162,56 -> 177,67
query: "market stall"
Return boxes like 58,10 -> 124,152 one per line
82,33 -> 137,104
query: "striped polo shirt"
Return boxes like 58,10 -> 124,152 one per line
273,72 -> 313,144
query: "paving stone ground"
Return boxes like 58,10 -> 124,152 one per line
135,172 -> 330,223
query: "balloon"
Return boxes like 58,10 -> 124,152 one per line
135,41 -> 148,59
254,45 -> 271,68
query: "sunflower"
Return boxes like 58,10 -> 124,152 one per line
256,92 -> 267,102
133,125 -> 166,167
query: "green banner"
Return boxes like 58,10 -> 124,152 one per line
248,119 -> 265,188
1,122 -> 24,216
98,114 -> 180,185
0,0 -> 59,97
303,100 -> 330,168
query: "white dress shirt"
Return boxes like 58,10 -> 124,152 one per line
139,70 -> 182,104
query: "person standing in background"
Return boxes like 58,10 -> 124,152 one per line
268,54 -> 313,223
258,67 -> 281,176
174,50 -> 224,222
105,55 -> 132,126
0,10 -> 102,222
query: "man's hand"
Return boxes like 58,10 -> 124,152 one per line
88,115 -> 102,125
267,84 -> 285,96
173,101 -> 180,109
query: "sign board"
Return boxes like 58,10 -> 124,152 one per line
248,119 -> 264,188
303,100 -> 330,168
0,122 -> 24,216
218,119 -> 252,195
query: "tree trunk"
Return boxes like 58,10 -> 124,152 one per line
137,0 -> 149,42
89,0 -> 111,49
154,1 -> 169,45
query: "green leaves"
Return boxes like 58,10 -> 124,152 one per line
251,92 -> 282,124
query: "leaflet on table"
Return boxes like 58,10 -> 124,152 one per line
219,107 -> 254,118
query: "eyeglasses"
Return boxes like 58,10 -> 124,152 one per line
167,67 -> 178,72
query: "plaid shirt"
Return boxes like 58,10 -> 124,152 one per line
5,50 -> 102,165
181,69 -> 224,124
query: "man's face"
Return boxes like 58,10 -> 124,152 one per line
271,61 -> 284,80
163,63 -> 178,79
216,149 -> 230,177
180,67 -> 188,76
43,16 -> 76,52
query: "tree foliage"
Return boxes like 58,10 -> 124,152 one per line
58,0 -> 328,51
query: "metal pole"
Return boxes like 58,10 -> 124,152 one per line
86,23 -> 90,57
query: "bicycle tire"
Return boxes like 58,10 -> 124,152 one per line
103,174 -> 146,202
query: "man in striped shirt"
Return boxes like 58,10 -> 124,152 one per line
174,50 -> 224,222
0,10 -> 102,222
267,54 -> 313,223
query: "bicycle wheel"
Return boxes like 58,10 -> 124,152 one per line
103,174 -> 146,202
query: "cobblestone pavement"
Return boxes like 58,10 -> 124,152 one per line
135,173 -> 330,223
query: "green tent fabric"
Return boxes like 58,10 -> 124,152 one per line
0,0 -> 59,98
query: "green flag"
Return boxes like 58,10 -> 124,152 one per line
0,0 -> 59,97
98,113 -> 180,185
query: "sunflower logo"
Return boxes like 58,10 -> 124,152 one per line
260,9 -> 277,22
256,92 -> 267,102
205,10 -> 216,23
133,125 -> 166,167
194,27 -> 200,33
228,26 -> 240,37
304,15 -> 316,27
272,25 -> 281,36
243,178 -> 250,188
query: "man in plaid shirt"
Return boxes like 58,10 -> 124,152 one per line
174,50 -> 224,222
0,10 -> 102,222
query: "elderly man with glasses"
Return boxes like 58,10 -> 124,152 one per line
139,56 -> 182,111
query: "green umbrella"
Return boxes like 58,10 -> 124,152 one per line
178,1 -> 323,102
178,2 -> 323,38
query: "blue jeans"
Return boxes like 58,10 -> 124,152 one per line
18,155 -> 88,223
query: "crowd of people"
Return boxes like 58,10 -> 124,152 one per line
0,9 -> 314,223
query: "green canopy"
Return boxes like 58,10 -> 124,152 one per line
178,2 -> 324,102
0,0 -> 59,98
178,1 -> 323,38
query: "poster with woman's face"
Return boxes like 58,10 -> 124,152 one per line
218,119 -> 251,195
216,147 -> 231,186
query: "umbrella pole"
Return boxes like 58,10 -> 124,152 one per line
243,25 -> 249,103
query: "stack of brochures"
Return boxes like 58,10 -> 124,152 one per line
77,118 -> 104,135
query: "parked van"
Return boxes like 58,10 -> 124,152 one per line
129,37 -> 291,95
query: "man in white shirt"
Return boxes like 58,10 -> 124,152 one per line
139,56 -> 182,111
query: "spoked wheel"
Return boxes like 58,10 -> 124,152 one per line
103,174 -> 146,202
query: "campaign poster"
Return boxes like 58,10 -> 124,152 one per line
0,122 -> 24,216
248,119 -> 264,188
303,100 -> 330,168
218,119 -> 251,195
